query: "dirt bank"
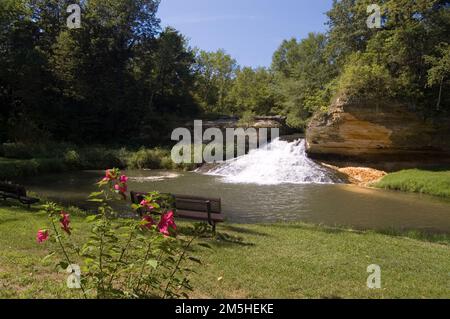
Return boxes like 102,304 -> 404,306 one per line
320,162 -> 387,186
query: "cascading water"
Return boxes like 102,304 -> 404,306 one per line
205,138 -> 340,185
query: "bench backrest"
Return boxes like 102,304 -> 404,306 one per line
130,192 -> 221,215
175,195 -> 221,214
0,183 -> 27,197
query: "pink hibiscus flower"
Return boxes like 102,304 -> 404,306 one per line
105,169 -> 116,181
140,199 -> 154,212
60,212 -> 71,235
158,211 -> 177,236
119,175 -> 128,183
36,229 -> 49,243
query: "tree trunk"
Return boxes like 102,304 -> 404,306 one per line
436,76 -> 443,111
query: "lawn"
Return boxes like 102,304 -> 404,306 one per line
0,203 -> 449,299
373,169 -> 450,198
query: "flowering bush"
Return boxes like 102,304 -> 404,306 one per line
37,168 -> 207,299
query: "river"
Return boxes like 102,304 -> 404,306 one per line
16,139 -> 450,232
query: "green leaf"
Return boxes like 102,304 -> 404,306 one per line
188,257 -> 202,264
56,261 -> 69,271
88,198 -> 104,203
147,259 -> 158,269
85,215 -> 99,222
42,252 -> 56,262
89,191 -> 104,198
197,243 -> 213,249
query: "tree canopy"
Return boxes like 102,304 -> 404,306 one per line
0,0 -> 448,145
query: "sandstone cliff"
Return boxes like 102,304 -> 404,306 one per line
306,98 -> 450,168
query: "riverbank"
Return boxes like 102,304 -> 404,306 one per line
0,203 -> 449,299
373,169 -> 450,198
0,144 -> 197,180
320,162 -> 387,186
320,161 -> 450,198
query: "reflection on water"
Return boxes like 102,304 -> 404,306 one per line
19,170 -> 450,232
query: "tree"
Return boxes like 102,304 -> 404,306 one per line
132,27 -> 199,143
326,0 -> 450,113
272,33 -> 337,129
425,43 -> 450,110
226,67 -> 276,116
194,49 -> 239,114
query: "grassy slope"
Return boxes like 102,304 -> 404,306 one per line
374,169 -> 450,198
0,204 -> 449,299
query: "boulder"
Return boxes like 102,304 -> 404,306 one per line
306,97 -> 450,166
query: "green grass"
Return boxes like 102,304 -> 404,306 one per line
0,202 -> 449,299
373,169 -> 450,198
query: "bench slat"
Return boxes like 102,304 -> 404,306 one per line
19,197 -> 40,205
0,183 -> 40,207
177,210 -> 225,222
175,198 -> 221,214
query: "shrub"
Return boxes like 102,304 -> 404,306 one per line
0,158 -> 66,180
1,143 -> 33,159
127,148 -> 170,169
64,150 -> 82,168
337,52 -> 396,101
238,111 -> 256,127
80,147 -> 127,169
160,156 -> 174,170
37,169 -> 206,299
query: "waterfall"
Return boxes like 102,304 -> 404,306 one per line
204,139 -> 340,185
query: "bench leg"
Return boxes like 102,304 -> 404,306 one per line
212,223 -> 216,234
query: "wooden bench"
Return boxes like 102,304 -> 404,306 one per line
0,183 -> 40,208
130,191 -> 225,232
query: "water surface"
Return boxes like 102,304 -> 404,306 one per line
21,170 -> 450,233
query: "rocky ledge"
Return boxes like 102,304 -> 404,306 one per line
306,97 -> 450,170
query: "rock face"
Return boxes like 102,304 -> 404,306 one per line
187,116 -> 292,136
306,98 -> 450,165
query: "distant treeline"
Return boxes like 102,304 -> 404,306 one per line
0,0 -> 448,147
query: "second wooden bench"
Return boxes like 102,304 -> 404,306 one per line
130,191 -> 225,232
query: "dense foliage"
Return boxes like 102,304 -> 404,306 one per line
0,0 -> 197,145
1,0 -> 449,145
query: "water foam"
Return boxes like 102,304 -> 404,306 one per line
205,139 -> 339,185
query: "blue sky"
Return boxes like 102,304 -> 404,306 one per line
158,0 -> 333,68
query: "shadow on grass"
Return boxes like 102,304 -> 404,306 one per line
374,228 -> 450,245
0,200 -> 42,214
220,225 -> 271,237
265,222 -> 450,245
213,232 -> 256,247
266,222 -> 364,235
176,224 -> 256,247
210,224 -> 272,247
